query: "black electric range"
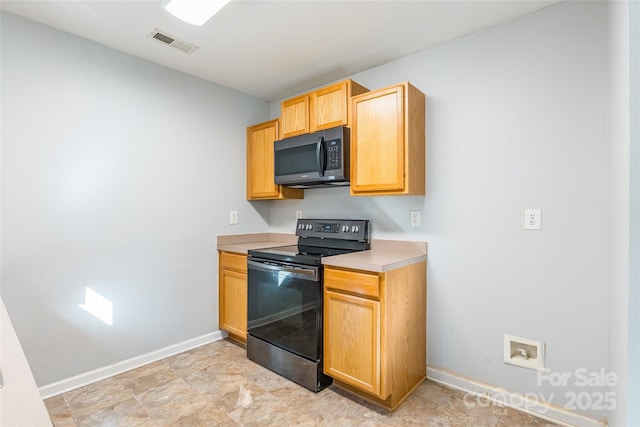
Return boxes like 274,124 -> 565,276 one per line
246,219 -> 370,392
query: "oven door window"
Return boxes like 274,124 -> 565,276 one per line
247,260 -> 321,361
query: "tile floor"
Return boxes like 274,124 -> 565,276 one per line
45,339 -> 557,426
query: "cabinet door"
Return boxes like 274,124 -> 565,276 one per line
351,85 -> 405,194
324,289 -> 382,396
280,94 -> 309,138
310,81 -> 349,132
246,119 -> 303,200
219,252 -> 247,342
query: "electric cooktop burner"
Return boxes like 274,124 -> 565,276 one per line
249,244 -> 359,266
248,219 -> 371,266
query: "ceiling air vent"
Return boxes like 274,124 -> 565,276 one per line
147,29 -> 198,54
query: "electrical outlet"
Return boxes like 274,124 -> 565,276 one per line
229,210 -> 238,225
296,210 -> 303,220
410,210 -> 421,227
524,209 -> 541,230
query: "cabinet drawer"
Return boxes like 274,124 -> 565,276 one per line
219,252 -> 247,273
324,267 -> 380,299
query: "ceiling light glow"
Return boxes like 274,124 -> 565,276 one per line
164,0 -> 232,26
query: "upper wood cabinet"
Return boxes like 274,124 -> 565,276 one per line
280,79 -> 368,139
350,82 -> 425,196
280,94 -> 310,138
310,80 -> 368,132
246,119 -> 303,200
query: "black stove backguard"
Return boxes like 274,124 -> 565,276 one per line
295,219 -> 371,245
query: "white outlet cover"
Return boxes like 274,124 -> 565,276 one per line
524,208 -> 541,230
229,210 -> 238,225
410,210 -> 421,227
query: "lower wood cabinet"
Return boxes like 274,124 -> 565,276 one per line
218,251 -> 247,343
324,289 -> 382,396
323,262 -> 427,410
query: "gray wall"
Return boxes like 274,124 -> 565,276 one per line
1,1 -> 633,424
0,12 -> 271,386
270,1 -> 610,419
629,1 -> 640,424
608,0 -> 640,425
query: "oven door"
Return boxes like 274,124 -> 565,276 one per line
247,258 -> 322,361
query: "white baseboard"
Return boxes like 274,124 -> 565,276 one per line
427,366 -> 606,427
39,330 -> 226,399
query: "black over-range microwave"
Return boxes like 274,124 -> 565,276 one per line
274,126 -> 349,189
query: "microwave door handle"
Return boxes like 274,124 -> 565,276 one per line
316,137 -> 325,176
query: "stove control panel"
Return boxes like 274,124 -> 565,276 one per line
296,219 -> 370,241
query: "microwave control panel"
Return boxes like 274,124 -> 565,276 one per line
326,140 -> 341,170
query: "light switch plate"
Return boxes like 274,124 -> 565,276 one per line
229,210 -> 238,225
410,210 -> 421,227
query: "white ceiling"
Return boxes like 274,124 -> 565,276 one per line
0,0 -> 560,101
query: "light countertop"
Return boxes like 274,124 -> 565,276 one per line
217,233 -> 297,254
217,233 -> 426,273
323,239 -> 427,273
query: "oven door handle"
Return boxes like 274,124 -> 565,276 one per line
247,260 -> 319,281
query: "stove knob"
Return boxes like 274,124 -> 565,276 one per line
298,224 -> 304,230
351,225 -> 359,233
342,225 -> 349,233
306,224 -> 313,230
